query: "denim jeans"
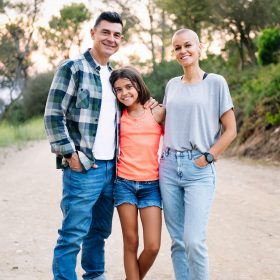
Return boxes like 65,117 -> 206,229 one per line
114,176 -> 162,209
52,159 -> 115,280
159,149 -> 216,280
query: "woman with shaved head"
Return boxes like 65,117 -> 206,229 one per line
159,29 -> 237,279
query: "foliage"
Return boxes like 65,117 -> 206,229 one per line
0,98 -> 5,113
143,60 -> 182,102
155,0 -> 280,69
104,0 -> 173,71
212,0 -> 280,68
39,3 -> 91,65
22,71 -> 54,119
257,28 -> 280,65
0,0 -> 43,116
3,101 -> 25,124
0,117 -> 45,147
229,63 -> 280,142
3,71 -> 54,123
155,0 -> 210,35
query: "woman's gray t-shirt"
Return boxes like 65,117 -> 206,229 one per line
163,73 -> 233,152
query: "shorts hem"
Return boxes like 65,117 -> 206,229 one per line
138,201 -> 162,209
114,201 -> 137,207
114,201 -> 162,209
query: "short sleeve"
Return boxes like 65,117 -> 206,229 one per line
163,79 -> 172,106
219,76 -> 234,118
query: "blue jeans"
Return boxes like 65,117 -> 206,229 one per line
53,159 -> 115,280
159,149 -> 216,280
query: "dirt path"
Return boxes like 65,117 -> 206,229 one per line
0,140 -> 279,280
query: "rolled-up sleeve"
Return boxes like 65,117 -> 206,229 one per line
44,62 -> 76,156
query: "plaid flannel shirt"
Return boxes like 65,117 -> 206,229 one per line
44,49 -> 119,170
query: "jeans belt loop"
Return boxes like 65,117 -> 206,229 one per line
166,147 -> 170,156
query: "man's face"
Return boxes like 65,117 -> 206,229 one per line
91,20 -> 123,59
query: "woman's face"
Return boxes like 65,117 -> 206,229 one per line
172,31 -> 201,67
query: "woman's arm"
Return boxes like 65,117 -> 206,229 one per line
209,109 -> 237,160
195,109 -> 237,167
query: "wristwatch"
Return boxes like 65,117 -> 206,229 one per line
203,152 -> 214,164
64,153 -> 73,159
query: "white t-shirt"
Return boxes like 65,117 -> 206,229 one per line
93,65 -> 116,160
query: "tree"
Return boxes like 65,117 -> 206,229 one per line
143,60 -> 182,102
257,28 -> 280,65
103,0 -> 173,73
0,0 -> 43,117
22,71 -> 54,119
210,0 -> 280,68
3,71 -> 54,123
155,0 -> 210,36
39,3 -> 91,65
155,0 -> 280,69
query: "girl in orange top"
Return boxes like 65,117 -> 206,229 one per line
110,67 -> 165,280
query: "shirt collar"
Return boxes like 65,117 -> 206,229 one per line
84,49 -> 113,72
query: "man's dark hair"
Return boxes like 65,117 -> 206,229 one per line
94,11 -> 123,28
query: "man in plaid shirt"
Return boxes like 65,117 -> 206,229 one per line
44,12 -> 123,280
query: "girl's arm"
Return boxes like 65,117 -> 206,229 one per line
151,105 -> 166,125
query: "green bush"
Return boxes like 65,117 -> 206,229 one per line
2,71 -> 54,124
229,63 -> 280,141
22,71 -> 54,119
143,60 -> 182,102
257,28 -> 280,65
3,101 -> 26,124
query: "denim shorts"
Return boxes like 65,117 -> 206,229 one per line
114,176 -> 162,209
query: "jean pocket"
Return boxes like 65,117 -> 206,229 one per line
192,159 -> 209,169
76,88 -> 90,108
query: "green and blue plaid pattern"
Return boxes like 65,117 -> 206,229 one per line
44,49 -> 115,170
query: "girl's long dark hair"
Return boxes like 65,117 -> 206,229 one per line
109,66 -> 151,106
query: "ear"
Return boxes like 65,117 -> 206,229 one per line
90,28 -> 95,40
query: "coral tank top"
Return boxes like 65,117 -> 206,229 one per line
117,108 -> 162,181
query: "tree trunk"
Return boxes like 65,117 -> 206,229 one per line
160,10 -> 166,62
148,0 -> 157,76
238,23 -> 257,65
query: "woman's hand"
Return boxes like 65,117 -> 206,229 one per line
194,155 -> 208,168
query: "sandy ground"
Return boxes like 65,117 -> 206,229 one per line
0,140 -> 279,280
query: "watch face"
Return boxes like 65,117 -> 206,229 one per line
206,153 -> 214,163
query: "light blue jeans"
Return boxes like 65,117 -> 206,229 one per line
52,159 -> 115,280
159,149 -> 216,280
